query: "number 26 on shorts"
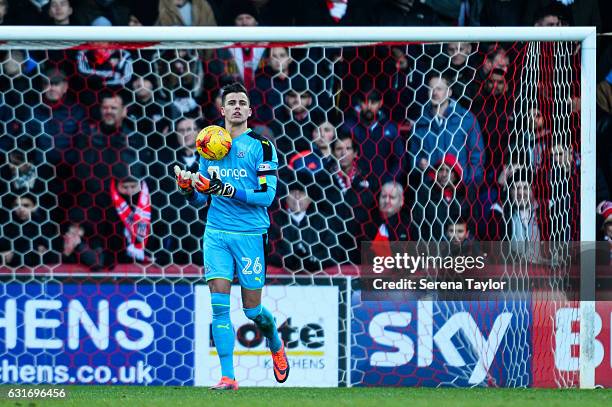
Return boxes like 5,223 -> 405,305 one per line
241,257 -> 263,275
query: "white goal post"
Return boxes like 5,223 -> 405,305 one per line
0,25 -> 597,388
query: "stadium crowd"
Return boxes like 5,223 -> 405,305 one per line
0,0 -> 611,271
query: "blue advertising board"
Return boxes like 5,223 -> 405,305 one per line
351,291 -> 533,387
0,281 -> 195,385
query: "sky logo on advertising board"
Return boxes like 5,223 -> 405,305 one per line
351,295 -> 532,387
367,301 -> 512,384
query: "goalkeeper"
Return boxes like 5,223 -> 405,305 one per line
174,82 -> 288,390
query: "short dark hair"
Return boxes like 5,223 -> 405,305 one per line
100,90 -> 128,107
331,131 -> 355,151
484,44 -> 508,61
534,3 -> 572,25
14,193 -> 37,206
221,82 -> 250,105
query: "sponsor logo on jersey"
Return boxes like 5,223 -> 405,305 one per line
208,166 -> 248,179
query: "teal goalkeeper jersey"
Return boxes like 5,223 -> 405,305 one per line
188,128 -> 278,234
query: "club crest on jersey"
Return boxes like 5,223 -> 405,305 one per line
237,151 -> 246,158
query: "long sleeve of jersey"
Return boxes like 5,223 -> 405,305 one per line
186,189 -> 209,208
233,140 -> 278,208
233,170 -> 277,207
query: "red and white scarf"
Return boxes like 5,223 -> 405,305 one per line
372,222 -> 392,258
334,162 -> 357,193
111,179 -> 151,261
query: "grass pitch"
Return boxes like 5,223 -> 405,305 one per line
1,386 -> 610,407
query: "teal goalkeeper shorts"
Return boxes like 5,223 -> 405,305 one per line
203,228 -> 268,290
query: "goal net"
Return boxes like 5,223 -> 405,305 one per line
0,28 -> 600,388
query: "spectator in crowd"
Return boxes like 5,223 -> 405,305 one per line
250,46 -> 296,123
374,0 -> 439,26
48,222 -> 104,270
369,181 -> 414,241
271,78 -> 326,163
30,69 -> 86,156
531,2 -> 571,26
156,0 -> 216,26
156,49 -> 203,118
83,92 -> 144,151
473,150 -> 530,240
127,75 -> 172,137
0,50 -> 39,115
413,154 -> 464,241
0,134 -> 55,205
288,121 -> 337,175
599,201 -> 612,241
75,44 -> 134,111
1,148 -> 46,197
46,0 -> 73,25
445,213 -> 483,257
164,117 -> 201,170
377,45 -> 430,122
410,73 -> 484,187
270,182 -> 349,272
597,64 -> 612,198
525,0 -> 600,28
315,132 -> 378,261
445,42 -> 476,76
72,0 -> 131,25
109,173 -> 153,263
522,106 -> 551,169
75,45 -> 134,89
474,45 -> 509,87
0,193 -> 55,267
150,117 -> 205,265
342,90 -> 404,184
434,42 -> 478,109
472,67 -> 514,182
65,93 -> 150,239
208,1 -> 265,89
446,214 -> 470,246
0,0 -> 10,25
490,169 -> 545,262
540,141 -> 580,241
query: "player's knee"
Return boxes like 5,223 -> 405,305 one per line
243,304 -> 262,321
211,293 -> 231,319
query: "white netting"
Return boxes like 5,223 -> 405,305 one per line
0,37 -> 584,387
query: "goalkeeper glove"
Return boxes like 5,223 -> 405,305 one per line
191,172 -> 213,194
205,168 -> 236,198
174,165 -> 195,196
